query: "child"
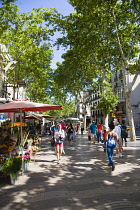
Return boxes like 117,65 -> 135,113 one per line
102,129 -> 107,152
87,128 -> 91,141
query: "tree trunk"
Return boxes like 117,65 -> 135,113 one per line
125,93 -> 136,141
83,113 -> 87,133
122,67 -> 137,142
104,114 -> 109,131
112,9 -> 137,142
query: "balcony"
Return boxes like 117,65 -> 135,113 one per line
115,110 -> 126,116
119,71 -> 123,78
118,97 -> 125,102
109,78 -> 112,83
98,114 -> 104,117
114,76 -> 118,81
91,106 -> 96,110
92,95 -> 100,101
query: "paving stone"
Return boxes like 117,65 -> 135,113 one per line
0,135 -> 140,209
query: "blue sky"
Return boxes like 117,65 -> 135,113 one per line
15,0 -> 75,69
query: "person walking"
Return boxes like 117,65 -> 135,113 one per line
90,121 -> 97,144
113,120 -> 123,157
102,128 -> 107,152
66,123 -> 74,146
45,123 -> 51,136
54,125 -> 65,164
51,122 -> 59,137
81,123 -> 84,135
72,123 -> 77,142
105,124 -> 122,171
87,127 -> 91,141
76,124 -> 79,133
60,121 -> 66,154
121,122 -> 128,147
97,122 -> 103,143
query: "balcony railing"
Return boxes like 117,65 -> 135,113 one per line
91,106 -> 96,110
119,71 -> 123,78
115,111 -> 126,115
118,97 -> 125,102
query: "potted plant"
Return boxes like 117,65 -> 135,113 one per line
0,155 -> 5,172
1,156 -> 22,185
32,145 -> 41,155
22,153 -> 31,173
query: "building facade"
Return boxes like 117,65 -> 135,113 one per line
77,70 -> 140,127
111,70 -> 140,126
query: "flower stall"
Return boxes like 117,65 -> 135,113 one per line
0,120 -> 42,184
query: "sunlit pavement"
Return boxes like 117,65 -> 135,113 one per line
0,134 -> 140,210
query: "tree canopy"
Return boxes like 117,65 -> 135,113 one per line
1,0 -> 140,119
0,3 -> 55,99
53,0 -> 140,117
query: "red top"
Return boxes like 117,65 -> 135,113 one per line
61,123 -> 66,130
97,124 -> 103,132
103,131 -> 107,138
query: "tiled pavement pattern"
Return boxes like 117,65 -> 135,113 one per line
0,134 -> 140,210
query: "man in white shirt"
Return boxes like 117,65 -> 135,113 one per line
113,120 -> 123,157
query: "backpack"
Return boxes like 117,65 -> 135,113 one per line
107,136 -> 116,148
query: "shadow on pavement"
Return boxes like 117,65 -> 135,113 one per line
0,135 -> 140,210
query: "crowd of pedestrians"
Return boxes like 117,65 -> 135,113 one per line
42,121 -> 79,164
42,119 -> 128,170
86,119 -> 128,171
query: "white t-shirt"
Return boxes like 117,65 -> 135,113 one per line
113,125 -> 122,139
54,130 -> 65,141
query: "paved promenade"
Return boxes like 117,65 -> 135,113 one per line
0,134 -> 140,210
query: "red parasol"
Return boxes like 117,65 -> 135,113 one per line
0,100 -> 61,139
39,114 -> 54,119
25,115 -> 42,120
25,113 -> 54,120
0,100 -> 61,113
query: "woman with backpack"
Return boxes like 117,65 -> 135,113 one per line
105,124 -> 122,171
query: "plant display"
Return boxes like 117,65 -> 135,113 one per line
24,139 -> 33,149
32,145 -> 41,153
1,156 -> 22,175
22,154 -> 31,163
0,156 -> 5,164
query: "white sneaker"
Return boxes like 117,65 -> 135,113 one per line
119,153 -> 122,157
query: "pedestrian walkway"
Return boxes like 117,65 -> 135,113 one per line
0,135 -> 140,210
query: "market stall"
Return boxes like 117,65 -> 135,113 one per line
0,100 -> 61,184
